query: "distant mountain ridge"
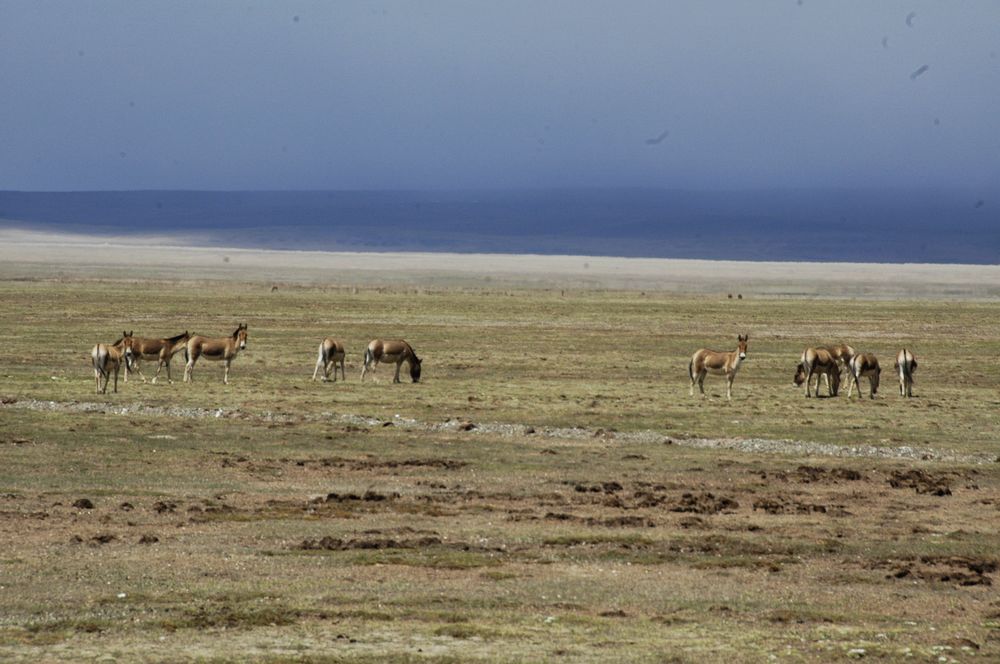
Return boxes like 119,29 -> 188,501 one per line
0,189 -> 996,264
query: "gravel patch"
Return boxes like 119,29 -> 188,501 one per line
2,397 -> 994,465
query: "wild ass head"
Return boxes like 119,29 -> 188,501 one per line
233,323 -> 248,350
410,354 -> 422,383
737,334 -> 748,360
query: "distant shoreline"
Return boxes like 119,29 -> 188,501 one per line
2,188 -> 997,265
1,228 -> 998,300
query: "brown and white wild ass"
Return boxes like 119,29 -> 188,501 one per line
312,337 -> 347,382
125,331 -> 190,384
847,352 -> 881,399
688,334 -> 748,400
894,348 -> 917,397
360,339 -> 422,383
823,343 -> 856,369
793,347 -> 841,397
92,332 -> 135,394
183,324 -> 248,384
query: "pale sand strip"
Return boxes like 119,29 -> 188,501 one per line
1,228 -> 998,298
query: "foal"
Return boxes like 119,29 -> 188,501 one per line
894,348 -> 917,397
183,324 -> 248,385
92,332 -> 135,394
312,337 -> 347,382
689,334 -> 748,400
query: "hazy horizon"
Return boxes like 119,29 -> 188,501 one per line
2,188 -> 995,264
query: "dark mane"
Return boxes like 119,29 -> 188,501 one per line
167,331 -> 188,343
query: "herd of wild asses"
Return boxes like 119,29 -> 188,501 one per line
90,326 -> 421,394
91,327 -> 916,401
689,336 -> 916,401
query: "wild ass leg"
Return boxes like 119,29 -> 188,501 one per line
224,359 -> 231,385
112,364 -> 119,393
95,365 -> 103,394
726,372 -> 734,400
337,357 -> 345,381
697,371 -> 706,396
162,357 -> 176,384
132,358 -> 149,383
312,352 -> 325,381
393,360 -> 402,383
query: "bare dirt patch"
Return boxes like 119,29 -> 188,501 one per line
888,469 -> 953,496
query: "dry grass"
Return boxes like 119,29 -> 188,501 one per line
0,270 -> 998,662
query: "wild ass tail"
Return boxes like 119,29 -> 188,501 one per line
92,345 -> 109,379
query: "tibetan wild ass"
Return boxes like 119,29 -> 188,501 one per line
92,332 -> 135,394
823,343 -> 856,373
689,334 -> 749,400
360,339 -> 422,383
312,337 -> 347,382
793,347 -> 842,397
183,324 -> 248,384
125,331 -> 190,384
894,348 -> 917,397
847,352 -> 881,400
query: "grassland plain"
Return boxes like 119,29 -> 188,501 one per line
1,270 -> 999,663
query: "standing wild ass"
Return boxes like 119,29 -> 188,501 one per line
125,331 -> 190,384
847,352 -> 881,399
894,348 -> 917,397
183,324 -> 248,384
794,347 -> 841,397
360,339 -> 422,383
312,337 -> 347,382
92,332 -> 135,394
824,343 -> 856,370
689,334 -> 749,400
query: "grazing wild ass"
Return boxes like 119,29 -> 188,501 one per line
183,324 -> 248,384
689,334 -> 749,400
360,339 -> 422,383
312,337 -> 347,382
794,347 -> 841,397
894,349 -> 917,397
125,331 -> 190,384
847,352 -> 881,399
823,343 -> 855,372
92,332 -> 135,394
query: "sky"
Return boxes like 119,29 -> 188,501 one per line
1,1 -> 999,192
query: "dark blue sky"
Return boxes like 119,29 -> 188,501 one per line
1,1 -> 998,191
